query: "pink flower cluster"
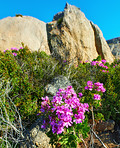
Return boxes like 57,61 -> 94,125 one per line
3,47 -> 23,56
84,81 -> 106,100
93,94 -> 101,100
91,59 -> 109,73
40,86 -> 89,134
94,82 -> 106,93
85,81 -> 93,91
101,59 -> 107,63
91,61 -> 99,66
12,52 -> 17,56
98,63 -> 108,69
78,92 -> 83,98
11,47 -> 20,51
102,70 -> 109,73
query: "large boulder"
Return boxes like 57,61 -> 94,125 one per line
47,3 -> 114,64
0,16 -> 50,54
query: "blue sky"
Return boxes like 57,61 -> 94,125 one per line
0,0 -> 119,40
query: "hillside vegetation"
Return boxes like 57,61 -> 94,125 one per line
0,46 -> 120,147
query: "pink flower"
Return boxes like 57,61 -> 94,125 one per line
73,113 -> 85,124
85,81 -> 93,91
93,94 -> 101,100
91,61 -> 97,66
101,59 -> 106,63
83,103 -> 89,111
94,82 -> 106,93
19,47 -> 23,49
104,66 -> 108,69
12,52 -> 17,56
42,96 -> 49,101
102,70 -> 106,72
11,47 -> 18,51
52,96 -> 63,105
99,63 -> 104,67
78,93 -> 83,98
3,49 -> 9,53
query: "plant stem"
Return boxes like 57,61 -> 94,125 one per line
91,106 -> 95,127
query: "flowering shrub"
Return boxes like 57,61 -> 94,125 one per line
4,47 -> 23,56
39,81 -> 106,147
91,59 -> 109,73
79,81 -> 106,111
40,86 -> 89,133
1,45 -> 120,147
70,56 -> 120,123
0,45 -> 70,124
39,86 -> 89,147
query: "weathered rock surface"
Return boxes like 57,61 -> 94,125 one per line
47,3 -> 114,64
0,4 -> 115,64
45,75 -> 72,100
90,22 -> 114,63
29,116 -> 52,148
107,37 -> 120,58
0,16 -> 50,54
20,116 -> 52,148
107,37 -> 120,44
95,120 -> 115,132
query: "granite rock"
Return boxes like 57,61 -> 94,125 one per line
47,3 -> 114,65
0,16 -> 50,54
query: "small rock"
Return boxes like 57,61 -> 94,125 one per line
45,75 -> 73,97
20,116 -> 52,148
96,120 -> 115,132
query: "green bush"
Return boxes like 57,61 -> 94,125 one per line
57,17 -> 63,26
15,14 -> 23,17
0,48 -> 37,124
68,57 -> 120,123
0,45 -> 69,125
1,46 -> 120,147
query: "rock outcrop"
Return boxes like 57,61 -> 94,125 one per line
90,22 -> 114,63
47,3 -> 114,64
107,37 -> 120,58
0,3 -> 115,63
0,16 -> 50,54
